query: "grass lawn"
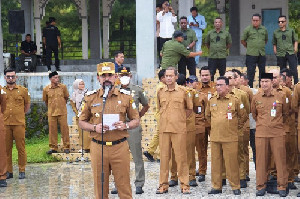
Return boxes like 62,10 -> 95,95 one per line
12,135 -> 61,164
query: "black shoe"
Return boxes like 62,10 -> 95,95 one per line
143,151 -> 155,162
222,179 -> 226,186
56,67 -> 61,71
208,189 -> 222,194
240,179 -> 247,188
246,175 -> 250,181
64,149 -> 70,154
295,176 -> 300,183
196,169 -> 199,176
0,179 -> 7,187
169,180 -> 178,187
46,150 -> 57,155
198,175 -> 205,182
111,188 -> 118,194
136,187 -> 144,194
83,149 -> 90,153
233,189 -> 241,195
19,172 -> 25,179
256,189 -> 266,196
189,180 -> 198,187
278,190 -> 288,197
297,192 -> 300,197
288,182 -> 297,190
6,172 -> 13,179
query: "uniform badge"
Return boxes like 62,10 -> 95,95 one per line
188,92 -> 191,98
132,103 -> 137,109
0,89 -> 6,94
92,103 -> 101,107
95,113 -> 100,117
240,104 -> 244,109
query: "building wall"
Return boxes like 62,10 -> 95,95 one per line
239,0 -> 288,55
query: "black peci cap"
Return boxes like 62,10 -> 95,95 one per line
261,73 -> 273,80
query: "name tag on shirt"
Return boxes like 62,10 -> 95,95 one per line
227,113 -> 232,120
271,109 -> 276,117
198,106 -> 202,113
208,92 -> 212,100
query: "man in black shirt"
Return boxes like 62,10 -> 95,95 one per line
19,34 -> 37,72
43,17 -> 61,72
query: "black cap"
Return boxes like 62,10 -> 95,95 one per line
186,75 -> 198,82
173,30 -> 184,39
261,73 -> 273,80
118,66 -> 131,74
49,17 -> 56,23
49,71 -> 58,79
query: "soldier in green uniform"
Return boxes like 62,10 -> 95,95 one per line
161,30 -> 202,69
111,66 -> 149,195
205,17 -> 232,81
177,16 -> 198,77
241,13 -> 268,88
272,15 -> 298,84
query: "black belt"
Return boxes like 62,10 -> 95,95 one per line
92,137 -> 127,146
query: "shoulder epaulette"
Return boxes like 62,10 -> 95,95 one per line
86,90 -> 97,96
120,88 -> 131,95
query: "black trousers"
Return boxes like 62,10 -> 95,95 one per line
246,55 -> 266,88
46,45 -> 60,70
178,56 -> 196,77
208,58 -> 226,81
277,53 -> 298,84
250,129 -> 256,169
19,54 -> 37,72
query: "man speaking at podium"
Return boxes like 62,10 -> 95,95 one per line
79,62 -> 140,199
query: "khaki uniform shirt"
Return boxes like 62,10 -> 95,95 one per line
242,25 -> 268,56
186,88 -> 202,132
157,84 -> 193,134
0,86 -> 6,115
43,83 -> 69,116
161,39 -> 191,69
3,85 -> 30,125
276,85 -> 291,133
205,93 -> 246,142
79,88 -> 139,141
272,27 -> 298,57
251,90 -> 288,137
195,91 -> 208,134
196,81 -> 216,128
205,29 -> 232,58
178,28 -> 198,51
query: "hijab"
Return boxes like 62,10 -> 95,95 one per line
71,79 -> 87,111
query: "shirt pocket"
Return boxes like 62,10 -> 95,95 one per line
173,97 -> 183,109
91,107 -> 102,123
159,98 -> 167,110
14,95 -> 24,105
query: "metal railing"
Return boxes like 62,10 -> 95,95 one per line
3,39 -> 137,59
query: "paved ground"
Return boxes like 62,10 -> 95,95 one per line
0,161 -> 298,198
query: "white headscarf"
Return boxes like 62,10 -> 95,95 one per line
71,79 -> 87,111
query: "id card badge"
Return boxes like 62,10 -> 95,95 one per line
271,109 -> 276,117
227,113 -> 232,120
208,92 -> 212,100
198,106 -> 202,113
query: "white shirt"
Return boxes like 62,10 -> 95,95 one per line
157,11 -> 177,38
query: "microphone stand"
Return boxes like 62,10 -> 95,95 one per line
101,94 -> 108,199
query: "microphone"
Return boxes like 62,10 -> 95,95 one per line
103,85 -> 111,101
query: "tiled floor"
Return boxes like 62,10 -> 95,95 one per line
0,161 -> 298,198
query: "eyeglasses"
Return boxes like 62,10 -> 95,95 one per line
6,75 -> 16,79
278,21 -> 286,23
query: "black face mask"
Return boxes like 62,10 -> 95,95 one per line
282,35 -> 286,40
216,36 -> 220,42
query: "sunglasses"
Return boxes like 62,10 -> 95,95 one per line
6,75 -> 16,79
278,21 -> 286,23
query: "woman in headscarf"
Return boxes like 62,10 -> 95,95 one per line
70,79 -> 91,153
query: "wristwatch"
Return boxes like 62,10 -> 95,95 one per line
187,46 -> 190,50
126,123 -> 130,130
93,124 -> 96,132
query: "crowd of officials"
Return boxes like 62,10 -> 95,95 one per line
0,2 -> 299,199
